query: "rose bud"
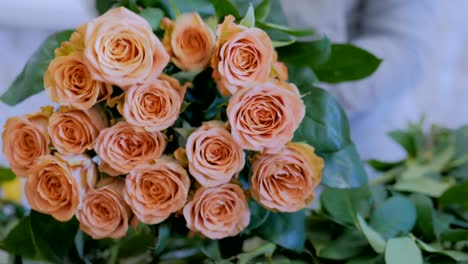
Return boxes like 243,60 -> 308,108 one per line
2,106 -> 53,177
48,106 -> 108,155
186,121 -> 245,187
124,156 -> 190,224
183,183 -> 250,239
227,81 -> 305,153
94,122 -> 166,176
250,143 -> 324,212
25,154 -> 97,221
211,15 -> 274,96
44,53 -> 112,110
76,178 -> 131,239
161,13 -> 215,72
82,7 -> 169,88
122,74 -> 188,132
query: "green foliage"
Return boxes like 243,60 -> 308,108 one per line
321,186 -> 371,225
0,167 -> 16,183
314,44 -> 382,83
139,7 -> 164,30
0,30 -> 73,105
385,237 -> 423,264
0,211 -> 79,262
294,87 -> 367,188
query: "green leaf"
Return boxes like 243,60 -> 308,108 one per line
210,0 -> 241,20
96,0 -> 116,14
243,199 -> 270,235
257,21 -> 315,37
118,232 -> 154,258
0,167 -> 16,183
0,211 -> 78,262
385,237 -> 423,264
367,159 -> 404,172
0,216 -> 38,259
439,181 -> 468,208
440,229 -> 468,242
320,144 -> 368,188
272,39 -> 296,48
293,87 -> 367,188
356,214 -> 386,254
388,125 -> 424,157
254,0 -> 270,21
139,8 -> 164,31
0,30 -> 73,105
294,86 -> 351,153
394,177 -> 454,197
317,230 -> 367,260
321,186 -> 371,225
277,37 -> 331,68
413,235 -> 468,262
369,196 -> 417,240
237,243 -> 276,264
256,211 -> 306,252
410,194 -> 435,240
154,222 -> 171,256
314,44 -> 382,83
29,211 -> 79,262
239,4 -> 255,28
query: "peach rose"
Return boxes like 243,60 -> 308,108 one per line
76,178 -> 131,239
25,154 -> 97,221
227,81 -> 305,153
211,15 -> 274,96
44,53 -> 112,110
183,183 -> 250,239
161,13 -> 215,71
186,121 -> 245,187
48,106 -> 108,155
122,74 -> 188,131
83,7 -> 169,88
94,122 -> 166,176
2,106 -> 52,177
250,142 -> 324,212
124,157 -> 190,224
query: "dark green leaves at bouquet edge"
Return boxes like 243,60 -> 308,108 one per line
0,211 -> 79,262
254,0 -> 270,21
0,166 -> 16,183
256,210 -> 306,252
439,181 -> 468,208
295,87 -> 367,188
314,44 -> 382,83
0,30 -> 73,106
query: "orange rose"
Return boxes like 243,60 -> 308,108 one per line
2,106 -> 52,177
122,74 -> 188,132
44,53 -> 112,110
76,178 -> 131,239
94,122 -> 166,176
83,7 -> 169,88
250,142 -> 324,212
211,15 -> 274,96
227,81 -> 305,153
183,183 -> 250,239
48,106 -> 108,155
186,121 -> 245,187
161,13 -> 215,71
24,154 -> 97,221
124,157 -> 190,224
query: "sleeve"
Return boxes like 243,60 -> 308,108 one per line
323,0 -> 436,118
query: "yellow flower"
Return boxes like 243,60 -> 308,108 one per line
2,177 -> 22,203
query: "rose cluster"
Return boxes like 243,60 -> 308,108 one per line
2,7 -> 323,240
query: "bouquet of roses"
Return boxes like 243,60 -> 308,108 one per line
0,1 -> 381,263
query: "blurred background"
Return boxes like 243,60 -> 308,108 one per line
0,0 -> 467,166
